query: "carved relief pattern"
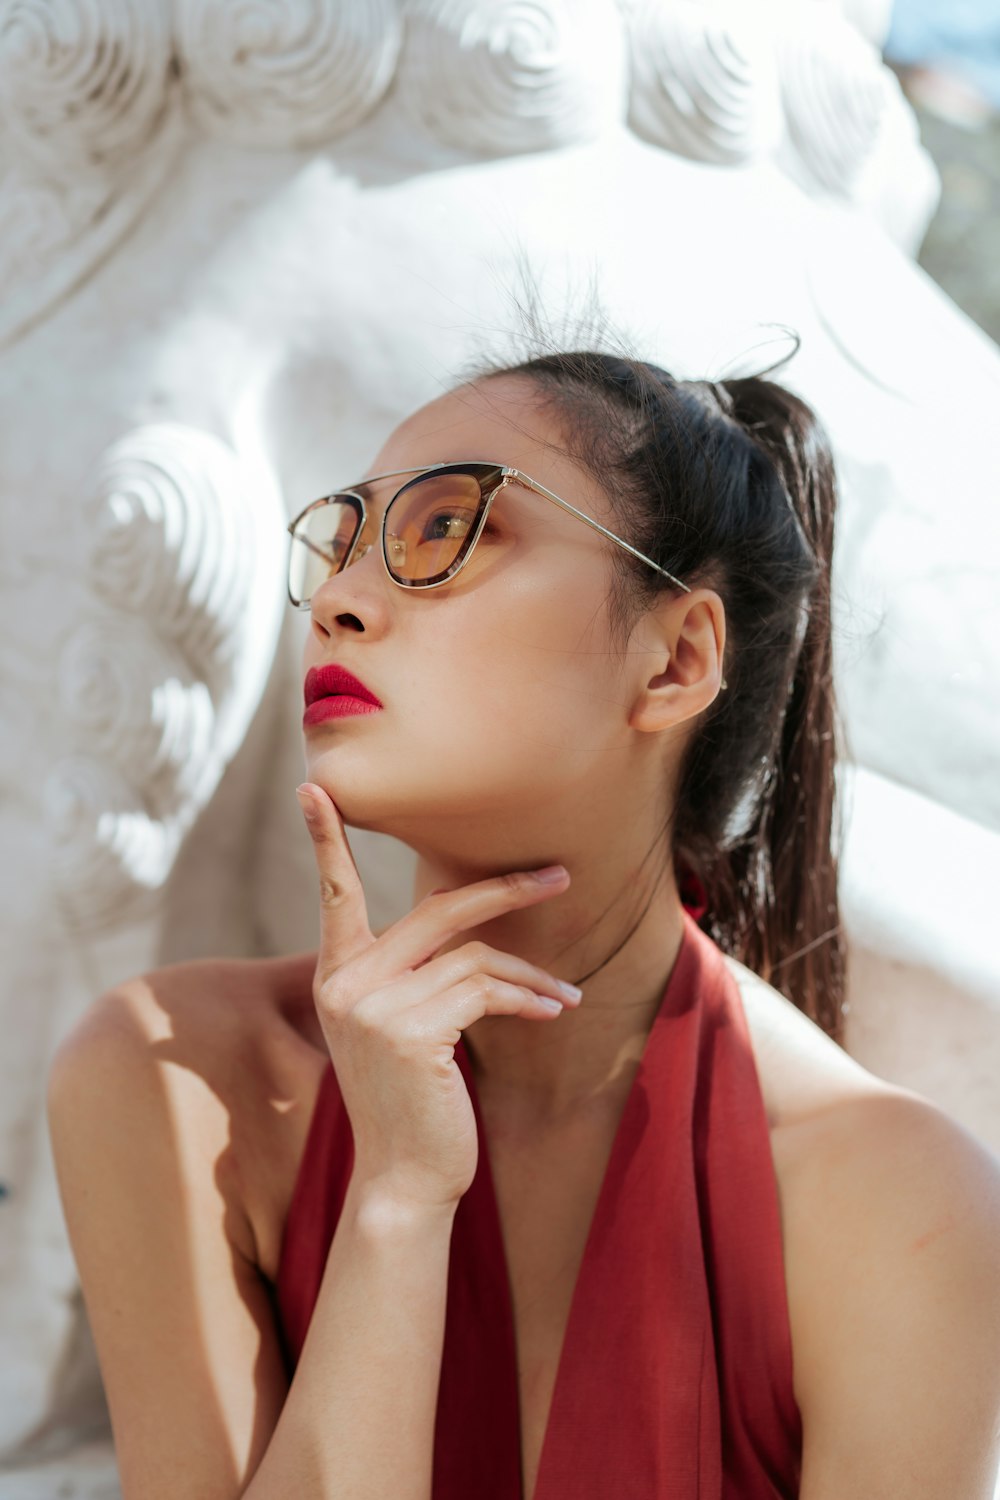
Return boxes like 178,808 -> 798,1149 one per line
43,424 -> 278,933
0,0 -> 180,348
0,168 -> 108,285
775,10 -> 889,194
83,426 -> 252,693
0,0 -> 174,176
45,748 -> 182,932
0,0 -> 935,347
624,0 -> 783,165
175,0 -> 403,147
397,0 -> 628,152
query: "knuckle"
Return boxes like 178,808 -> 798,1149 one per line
309,822 -> 338,851
479,972 -> 501,997
341,999 -> 392,1052
318,874 -> 348,908
497,871 -> 525,896
364,1006 -> 414,1058
314,966 -> 354,1016
348,993 -> 383,1033
467,973 -> 499,1002
457,939 -> 490,966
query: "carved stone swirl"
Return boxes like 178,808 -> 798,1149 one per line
625,0 -> 782,164
45,754 -> 184,932
0,0 -> 174,178
0,0 -> 182,350
45,423 -> 285,932
55,623 -> 215,812
0,166 -> 107,290
397,0 -> 627,153
82,425 -> 256,699
175,0 -> 402,147
0,113 -> 183,350
776,11 -> 888,194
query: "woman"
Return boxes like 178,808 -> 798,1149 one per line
47,349 -> 1000,1500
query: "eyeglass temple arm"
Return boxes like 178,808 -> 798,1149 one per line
286,464 -> 692,595
506,468 -> 692,593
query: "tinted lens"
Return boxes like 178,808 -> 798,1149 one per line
384,470 -> 486,584
288,497 -> 360,604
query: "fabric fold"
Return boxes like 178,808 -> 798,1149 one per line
275,906 -> 802,1498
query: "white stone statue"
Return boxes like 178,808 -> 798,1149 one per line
1,1 -> 997,1494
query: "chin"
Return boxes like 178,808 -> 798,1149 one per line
296,777 -> 409,838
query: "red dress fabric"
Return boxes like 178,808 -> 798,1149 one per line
273,904 -> 803,1498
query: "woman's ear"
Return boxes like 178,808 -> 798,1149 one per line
627,588 -> 727,733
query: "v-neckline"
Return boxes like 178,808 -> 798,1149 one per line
451,913 -> 694,1500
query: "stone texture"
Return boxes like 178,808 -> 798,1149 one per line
1,1 -> 996,1492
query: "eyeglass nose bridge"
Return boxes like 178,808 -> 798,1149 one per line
344,506 -> 380,571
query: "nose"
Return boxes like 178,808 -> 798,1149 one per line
307,515 -> 387,633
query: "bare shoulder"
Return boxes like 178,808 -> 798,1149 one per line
61,945 -> 325,1095
722,947 -> 1000,1242
46,951 -> 334,1496
54,946 -> 327,1271
721,951 -> 886,1128
723,955 -> 1000,1490
782,1066 -> 1000,1494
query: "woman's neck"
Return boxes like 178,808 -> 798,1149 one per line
412,857 -> 687,1123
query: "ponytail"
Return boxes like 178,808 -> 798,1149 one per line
697,377 -> 847,1044
467,343 -> 849,1045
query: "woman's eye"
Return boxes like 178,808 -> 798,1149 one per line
425,511 -> 471,541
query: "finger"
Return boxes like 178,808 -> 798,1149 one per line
384,975 -> 573,1043
342,866 -> 571,992
356,942 -> 583,1020
295,781 -> 376,976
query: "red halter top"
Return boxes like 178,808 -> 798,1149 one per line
273,902 -> 803,1498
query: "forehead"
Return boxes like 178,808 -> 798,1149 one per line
352,376 -> 618,533
363,377 -> 584,499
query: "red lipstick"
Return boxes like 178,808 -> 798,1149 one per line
303,663 -> 383,727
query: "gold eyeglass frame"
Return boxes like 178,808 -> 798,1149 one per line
285,460 -> 692,606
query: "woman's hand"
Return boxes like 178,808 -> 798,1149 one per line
294,781 -> 582,1213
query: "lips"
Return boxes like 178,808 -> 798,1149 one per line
304,663 -> 383,709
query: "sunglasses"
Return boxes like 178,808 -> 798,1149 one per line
285,460 -> 691,606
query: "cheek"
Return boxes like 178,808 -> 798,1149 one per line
439,578 -> 624,752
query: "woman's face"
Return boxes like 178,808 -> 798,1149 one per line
301,375 -> 675,871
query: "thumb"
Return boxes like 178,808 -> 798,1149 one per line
295,782 -> 376,978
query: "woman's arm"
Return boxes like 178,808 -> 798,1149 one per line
47,981 -> 456,1500
791,1092 -> 1000,1500
245,1183 -> 454,1500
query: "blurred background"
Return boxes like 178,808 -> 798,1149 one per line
886,0 -> 1000,339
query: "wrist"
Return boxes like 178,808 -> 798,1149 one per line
345,1175 -> 459,1237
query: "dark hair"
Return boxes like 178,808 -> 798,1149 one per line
459,336 -> 849,1045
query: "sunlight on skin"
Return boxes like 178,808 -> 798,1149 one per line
300,374 -> 727,1120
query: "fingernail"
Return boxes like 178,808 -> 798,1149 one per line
557,981 -> 583,1000
295,785 -> 315,812
533,865 -> 568,884
538,996 -> 564,1011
